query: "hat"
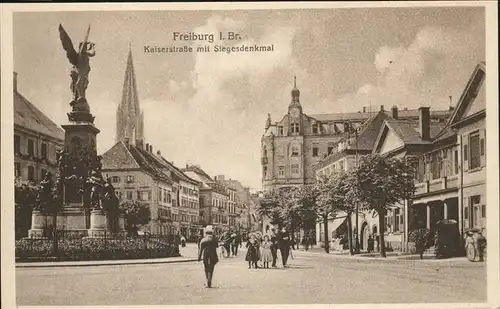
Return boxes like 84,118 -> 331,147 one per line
205,225 -> 214,234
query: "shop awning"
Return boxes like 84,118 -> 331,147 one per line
330,216 -> 347,233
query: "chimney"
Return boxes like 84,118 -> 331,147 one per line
145,143 -> 149,151
380,105 -> 384,111
419,106 -> 430,140
13,72 -> 18,93
217,175 -> 225,181
391,106 -> 398,119
150,145 -> 153,153
362,106 -> 366,113
156,150 -> 161,156
124,138 -> 130,148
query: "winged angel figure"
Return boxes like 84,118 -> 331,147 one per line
59,24 -> 95,109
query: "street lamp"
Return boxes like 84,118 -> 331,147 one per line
347,120 -> 360,254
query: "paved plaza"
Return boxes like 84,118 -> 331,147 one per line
16,244 -> 486,306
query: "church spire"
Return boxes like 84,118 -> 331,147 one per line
116,47 -> 144,145
289,75 -> 301,111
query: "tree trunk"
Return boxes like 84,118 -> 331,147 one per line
323,215 -> 329,253
52,212 -> 58,255
291,226 -> 296,250
378,208 -> 386,258
347,212 -> 354,255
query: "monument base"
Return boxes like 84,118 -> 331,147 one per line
87,209 -> 108,238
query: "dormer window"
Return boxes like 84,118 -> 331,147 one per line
291,123 -> 300,134
278,126 -> 284,135
312,123 -> 319,134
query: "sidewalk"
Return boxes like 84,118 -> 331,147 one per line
291,247 -> 471,263
16,244 -> 199,268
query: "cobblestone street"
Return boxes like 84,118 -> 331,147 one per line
16,244 -> 486,305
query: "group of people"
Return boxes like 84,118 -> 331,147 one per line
245,228 -> 292,269
218,231 -> 242,258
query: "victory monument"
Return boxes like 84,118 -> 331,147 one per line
29,25 -> 125,238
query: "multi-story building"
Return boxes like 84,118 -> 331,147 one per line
102,140 -> 200,236
214,176 -> 252,231
14,72 -> 64,183
261,77 -> 450,192
315,62 -> 486,252
411,62 -> 486,239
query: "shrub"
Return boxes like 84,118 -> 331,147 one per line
15,236 -> 180,261
409,228 -> 434,259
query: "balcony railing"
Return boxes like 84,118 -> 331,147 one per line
414,174 -> 459,196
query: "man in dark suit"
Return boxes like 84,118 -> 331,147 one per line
278,229 -> 291,268
198,226 -> 219,288
270,228 -> 278,268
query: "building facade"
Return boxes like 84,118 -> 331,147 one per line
14,72 -> 64,183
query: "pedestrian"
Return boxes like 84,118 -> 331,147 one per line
367,235 -> 374,253
245,236 -> 259,269
279,229 -> 291,268
260,235 -> 273,268
270,229 -> 279,267
198,226 -> 219,288
180,235 -> 186,248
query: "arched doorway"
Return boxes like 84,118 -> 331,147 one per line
360,222 -> 369,250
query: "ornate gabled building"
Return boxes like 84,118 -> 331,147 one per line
115,48 -> 145,146
261,77 -> 450,192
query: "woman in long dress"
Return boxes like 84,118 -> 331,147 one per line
245,237 -> 259,269
260,235 -> 273,268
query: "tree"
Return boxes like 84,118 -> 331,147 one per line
346,154 -> 415,257
316,171 -> 355,254
409,228 -> 433,259
14,178 -> 38,239
119,200 -> 151,234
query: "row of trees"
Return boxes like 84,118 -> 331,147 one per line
14,177 -> 151,239
257,154 -> 416,257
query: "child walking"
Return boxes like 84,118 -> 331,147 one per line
260,235 -> 273,268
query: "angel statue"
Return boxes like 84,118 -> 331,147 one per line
58,24 -> 95,112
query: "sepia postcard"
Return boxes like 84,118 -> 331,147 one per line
1,2 -> 499,309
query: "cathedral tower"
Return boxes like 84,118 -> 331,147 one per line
116,46 -> 145,145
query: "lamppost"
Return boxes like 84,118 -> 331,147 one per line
347,120 -> 360,253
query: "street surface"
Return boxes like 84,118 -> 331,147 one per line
16,244 -> 486,305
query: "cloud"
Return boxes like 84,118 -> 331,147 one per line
336,23 -> 484,112
137,15 -> 298,188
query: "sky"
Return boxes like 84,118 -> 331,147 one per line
13,7 -> 485,191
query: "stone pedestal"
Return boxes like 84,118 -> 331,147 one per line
88,209 -> 108,238
28,210 -> 46,238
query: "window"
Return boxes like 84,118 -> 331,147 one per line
28,166 -> 35,181
431,151 -> 441,180
291,145 -> 299,156
327,147 -> 333,156
112,176 -> 120,183
14,135 -> 20,153
263,166 -> 267,177
126,175 -> 134,183
481,205 -> 486,218
312,124 -> 318,134
291,123 -> 300,134
263,146 -> 267,157
454,150 -> 459,175
41,143 -> 47,159
27,139 -> 34,156
126,191 -> 133,200
469,132 -> 481,169
15,163 -> 21,178
291,164 -> 299,175
278,126 -> 284,135
470,195 -> 481,228
278,166 -> 285,177
312,147 -> 319,157
394,208 -> 402,232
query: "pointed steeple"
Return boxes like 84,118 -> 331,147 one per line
116,46 -> 144,145
288,76 -> 302,112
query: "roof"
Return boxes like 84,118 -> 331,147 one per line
101,141 -> 198,185
182,165 -> 229,195
309,108 -> 450,123
14,91 -> 64,141
384,119 -> 446,144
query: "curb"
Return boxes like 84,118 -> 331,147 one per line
16,257 -> 198,268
